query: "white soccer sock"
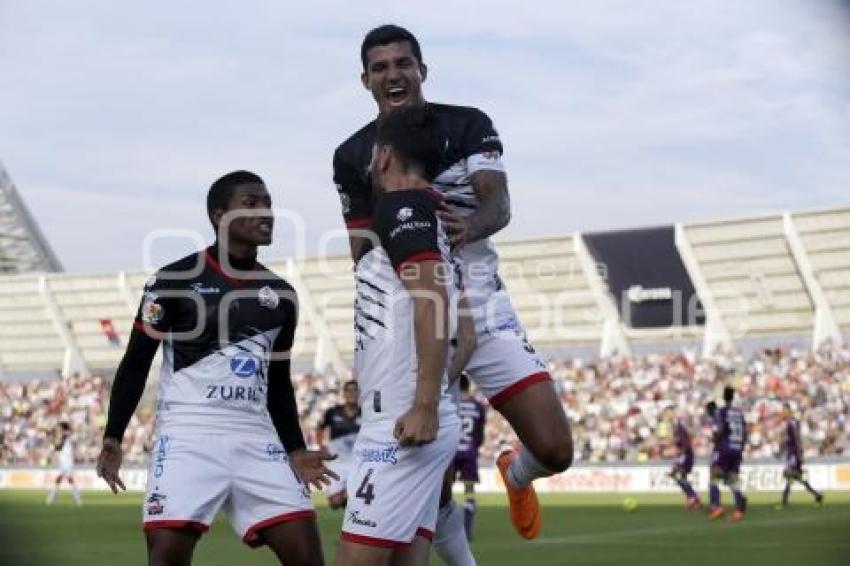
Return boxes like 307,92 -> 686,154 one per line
46,486 -> 57,505
433,500 -> 476,566
506,447 -> 551,489
71,483 -> 82,506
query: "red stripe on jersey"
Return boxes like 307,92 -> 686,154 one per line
204,249 -> 256,285
143,520 -> 209,534
488,371 -> 552,409
242,510 -> 316,547
346,217 -> 371,229
340,531 -> 410,549
395,251 -> 442,273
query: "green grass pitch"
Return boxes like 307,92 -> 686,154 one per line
1,490 -> 848,565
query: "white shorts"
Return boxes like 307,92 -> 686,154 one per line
142,432 -> 314,546
323,456 -> 352,498
341,420 -> 459,548
56,462 -> 74,477
465,319 -> 550,407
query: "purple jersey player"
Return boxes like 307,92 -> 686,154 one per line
778,403 -> 823,508
665,408 -> 700,509
708,387 -> 747,522
452,374 -> 487,541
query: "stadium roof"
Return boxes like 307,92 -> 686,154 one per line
0,161 -> 62,274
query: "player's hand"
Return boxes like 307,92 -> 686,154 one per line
437,204 -> 467,249
394,403 -> 439,447
96,437 -> 126,494
289,448 -> 339,491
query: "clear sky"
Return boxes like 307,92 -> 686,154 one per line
1,0 -> 849,273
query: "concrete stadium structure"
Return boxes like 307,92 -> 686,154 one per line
0,206 -> 847,378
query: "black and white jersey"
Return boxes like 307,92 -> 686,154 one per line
320,405 -> 361,458
354,189 -> 460,427
334,103 -> 511,333
135,247 -> 297,436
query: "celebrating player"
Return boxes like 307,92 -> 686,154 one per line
708,387 -> 747,522
96,171 -> 336,566
317,379 -> 362,510
664,408 -> 700,510
778,402 -> 823,508
453,374 -> 487,540
335,106 -> 466,566
333,23 -> 573,542
45,422 -> 82,506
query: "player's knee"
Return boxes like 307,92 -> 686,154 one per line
537,437 -> 573,473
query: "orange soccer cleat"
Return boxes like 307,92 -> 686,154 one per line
496,449 -> 542,539
708,506 -> 725,520
686,497 -> 703,510
729,510 -> 744,522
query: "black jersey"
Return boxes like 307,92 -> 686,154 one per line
320,405 -> 361,458
333,102 -> 503,233
134,246 -> 297,435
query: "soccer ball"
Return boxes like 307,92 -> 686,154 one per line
623,497 -> 639,512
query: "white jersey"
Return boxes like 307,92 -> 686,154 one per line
353,189 -> 460,429
57,436 -> 74,469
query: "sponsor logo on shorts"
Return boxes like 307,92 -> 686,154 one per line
347,510 -> 377,528
153,435 -> 170,479
206,385 -> 261,402
146,491 -> 167,516
230,352 -> 259,379
266,444 -> 287,461
357,445 -> 399,465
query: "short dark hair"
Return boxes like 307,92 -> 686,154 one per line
375,106 -> 445,181
705,401 -> 717,415
207,170 -> 263,227
361,24 -> 423,71
459,373 -> 470,393
723,386 -> 735,404
343,379 -> 358,391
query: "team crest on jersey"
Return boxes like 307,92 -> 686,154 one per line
141,294 -> 164,324
396,207 -> 413,222
258,286 -> 279,309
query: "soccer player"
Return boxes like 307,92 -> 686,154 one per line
333,23 -> 573,541
664,408 -> 700,509
96,171 -> 336,566
778,402 -> 823,508
336,106 -> 466,566
317,379 -> 361,510
453,374 -> 486,540
708,387 -> 747,522
46,422 -> 82,506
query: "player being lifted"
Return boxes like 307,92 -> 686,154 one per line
452,374 -> 487,540
663,407 -> 700,510
777,402 -> 823,509
708,387 -> 747,522
333,24 -> 573,543
96,171 -> 336,566
46,422 -> 82,506
317,379 -> 362,510
336,106 -> 468,566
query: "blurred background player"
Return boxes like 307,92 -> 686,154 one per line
317,380 -> 361,510
453,374 -> 486,540
664,408 -> 700,510
708,387 -> 747,522
46,422 -> 82,506
778,402 -> 823,509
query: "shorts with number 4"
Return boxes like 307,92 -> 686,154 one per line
143,432 -> 314,546
341,421 -> 460,547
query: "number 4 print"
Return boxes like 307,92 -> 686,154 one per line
356,468 -> 376,505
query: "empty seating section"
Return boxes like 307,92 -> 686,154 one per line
792,207 -> 850,331
295,255 -> 355,361
684,215 -> 814,338
0,275 -> 64,371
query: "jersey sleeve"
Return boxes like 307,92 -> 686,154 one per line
276,288 -> 298,352
374,193 -> 442,273
132,273 -> 175,338
333,146 -> 373,229
462,108 -> 506,175
320,407 -> 334,429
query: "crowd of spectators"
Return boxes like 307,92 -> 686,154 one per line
2,344 -> 848,468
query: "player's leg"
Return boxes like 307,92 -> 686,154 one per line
335,540 -> 393,566
463,481 -> 477,540
393,535 -> 433,566
45,473 -> 62,504
707,467 -> 723,519
67,473 -> 82,506
781,476 -> 792,507
262,518 -> 324,566
798,472 -> 823,504
146,528 -> 201,566
433,466 -> 476,566
725,466 -> 746,522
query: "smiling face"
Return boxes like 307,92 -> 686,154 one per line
212,183 -> 274,247
361,40 -> 426,115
